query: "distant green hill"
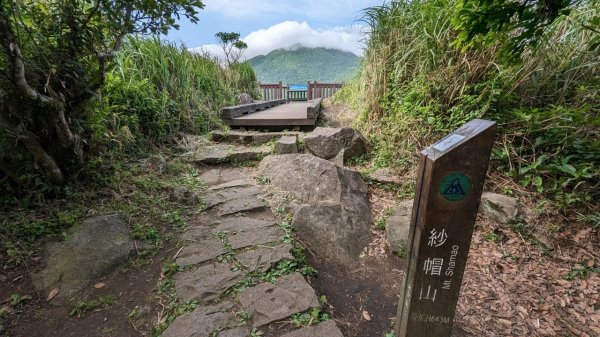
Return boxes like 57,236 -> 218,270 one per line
247,46 -> 359,84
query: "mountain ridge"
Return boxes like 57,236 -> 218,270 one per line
247,47 -> 359,84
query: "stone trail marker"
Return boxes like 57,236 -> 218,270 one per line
395,119 -> 496,336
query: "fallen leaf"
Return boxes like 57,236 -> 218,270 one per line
94,282 -> 106,289
498,318 -> 512,326
47,288 -> 59,301
586,260 -> 595,267
362,310 -> 371,321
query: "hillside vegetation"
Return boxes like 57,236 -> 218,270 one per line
1,36 -> 258,194
248,46 -> 359,84
336,0 -> 599,216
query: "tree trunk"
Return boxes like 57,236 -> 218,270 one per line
21,132 -> 65,185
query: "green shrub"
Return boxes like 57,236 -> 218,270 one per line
92,37 -> 260,152
336,0 -> 599,211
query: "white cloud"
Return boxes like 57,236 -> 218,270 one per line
192,21 -> 367,60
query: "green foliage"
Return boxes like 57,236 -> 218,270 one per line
215,32 -> 248,67
337,0 -> 599,213
375,217 -> 387,230
564,262 -> 600,280
452,0 -> 578,60
69,295 -> 115,317
290,308 -> 329,327
9,293 -> 31,307
0,0 -> 203,185
248,47 -> 359,84
92,37 -> 259,151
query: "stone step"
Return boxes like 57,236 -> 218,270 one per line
238,273 -> 320,328
279,320 -> 345,337
188,144 -> 272,165
211,130 -> 303,145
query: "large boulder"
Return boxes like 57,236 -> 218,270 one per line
258,154 -> 371,268
304,127 -> 366,163
31,214 -> 136,299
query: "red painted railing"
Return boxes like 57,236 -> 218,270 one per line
259,81 -> 343,101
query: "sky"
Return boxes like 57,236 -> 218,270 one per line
165,0 -> 384,59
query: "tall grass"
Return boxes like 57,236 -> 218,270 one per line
91,37 -> 259,149
338,0 -> 599,210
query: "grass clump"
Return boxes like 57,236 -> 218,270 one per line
69,295 -> 115,318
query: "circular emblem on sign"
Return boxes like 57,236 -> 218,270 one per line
439,172 -> 472,201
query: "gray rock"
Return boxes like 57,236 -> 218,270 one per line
258,154 -> 371,268
171,186 -> 199,204
208,179 -> 253,191
218,327 -> 250,337
279,320 -> 344,337
369,168 -> 402,185
211,131 -> 302,145
31,214 -> 136,298
191,144 -> 271,165
175,262 -> 243,303
162,301 -> 236,337
274,136 -> 298,154
329,149 -> 345,166
385,200 -> 413,254
215,196 -> 267,216
0,274 -> 7,283
238,93 -> 254,105
292,204 -> 366,267
239,273 -> 320,327
200,168 -> 246,186
236,244 -> 293,272
175,239 -> 224,267
212,217 -> 275,234
204,186 -> 264,209
229,226 -> 284,250
479,192 -> 521,224
304,127 -> 366,162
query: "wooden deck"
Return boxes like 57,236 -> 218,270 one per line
223,100 -> 321,128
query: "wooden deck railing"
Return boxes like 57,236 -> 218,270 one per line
259,81 -> 343,101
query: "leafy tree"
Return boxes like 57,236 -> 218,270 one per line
0,0 -> 203,185
215,32 -> 248,67
453,0 -> 598,59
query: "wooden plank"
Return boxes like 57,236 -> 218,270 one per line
226,118 -> 316,127
307,98 -> 322,119
221,99 -> 286,119
395,119 -> 496,337
234,102 -> 309,120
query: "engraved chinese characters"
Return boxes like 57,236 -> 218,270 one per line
395,119 -> 496,337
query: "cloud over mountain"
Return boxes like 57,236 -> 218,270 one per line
192,21 -> 366,60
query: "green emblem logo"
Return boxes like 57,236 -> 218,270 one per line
439,172 -> 472,201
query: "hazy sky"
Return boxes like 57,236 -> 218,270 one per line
165,0 -> 383,59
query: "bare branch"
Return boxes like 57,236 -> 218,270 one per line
0,12 -> 56,106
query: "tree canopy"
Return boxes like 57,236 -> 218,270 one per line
215,31 -> 248,67
453,0 -> 599,59
0,0 -> 204,185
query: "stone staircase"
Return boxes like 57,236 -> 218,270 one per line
162,166 -> 344,337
